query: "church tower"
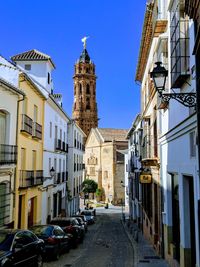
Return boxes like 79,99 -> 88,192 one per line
72,39 -> 98,138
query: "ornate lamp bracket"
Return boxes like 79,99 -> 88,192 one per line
161,93 -> 197,107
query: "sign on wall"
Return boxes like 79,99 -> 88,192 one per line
139,173 -> 152,184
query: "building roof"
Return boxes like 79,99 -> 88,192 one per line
135,3 -> 154,82
11,49 -> 55,69
79,49 -> 91,63
0,77 -> 25,96
97,128 -> 128,142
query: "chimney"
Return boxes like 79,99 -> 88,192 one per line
53,93 -> 63,107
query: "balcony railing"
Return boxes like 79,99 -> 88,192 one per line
55,172 -> 61,184
19,170 -> 43,188
62,172 -> 67,182
141,135 -> 158,163
21,114 -> 33,135
32,122 -> 42,140
55,139 -> 62,151
0,144 -> 17,165
62,141 -> 65,152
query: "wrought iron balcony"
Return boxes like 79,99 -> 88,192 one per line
32,122 -> 42,140
21,114 -> 33,135
55,139 -> 62,151
19,170 -> 43,188
62,141 -> 65,152
62,172 -> 66,182
0,144 -> 17,165
141,135 -> 159,166
55,172 -> 61,184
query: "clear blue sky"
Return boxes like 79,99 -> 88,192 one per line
1,0 -> 146,129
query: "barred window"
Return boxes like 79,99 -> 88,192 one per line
0,183 -> 10,226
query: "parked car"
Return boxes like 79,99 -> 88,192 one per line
29,225 -> 70,260
72,215 -> 88,232
80,210 -> 95,225
50,217 -> 84,246
0,229 -> 44,267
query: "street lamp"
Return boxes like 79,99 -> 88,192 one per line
50,167 -> 55,178
150,61 -> 196,107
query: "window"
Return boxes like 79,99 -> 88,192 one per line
21,148 -> 26,170
170,0 -> 190,88
190,131 -> 196,157
49,158 -> 51,173
22,97 -> 27,114
34,105 -> 38,122
25,64 -> 31,71
0,111 -> 6,144
79,83 -> 82,94
0,183 -> 10,226
86,84 -> 90,94
48,73 -> 50,84
86,98 -> 90,110
50,122 -> 52,138
32,150 -> 36,170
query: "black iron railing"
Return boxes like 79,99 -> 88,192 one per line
55,139 -> 62,151
21,114 -> 33,135
62,172 -> 66,182
33,122 -> 42,139
0,144 -> 17,165
56,172 -> 61,184
19,170 -> 43,188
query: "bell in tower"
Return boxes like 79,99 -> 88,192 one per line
72,37 -> 98,139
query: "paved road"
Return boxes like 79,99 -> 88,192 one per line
44,206 -> 134,267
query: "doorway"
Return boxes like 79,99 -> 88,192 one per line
172,175 -> 180,262
183,175 -> 196,267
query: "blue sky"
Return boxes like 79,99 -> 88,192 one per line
1,0 -> 146,129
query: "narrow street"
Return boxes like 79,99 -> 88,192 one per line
44,206 -> 134,267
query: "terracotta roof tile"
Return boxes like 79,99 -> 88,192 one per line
11,49 -> 55,68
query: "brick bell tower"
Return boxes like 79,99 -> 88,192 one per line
72,38 -> 98,138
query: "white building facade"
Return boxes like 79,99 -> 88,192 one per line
67,120 -> 86,216
134,0 -> 200,266
126,115 -> 142,225
159,1 -> 200,266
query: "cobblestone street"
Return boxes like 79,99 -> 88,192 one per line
44,206 -> 134,267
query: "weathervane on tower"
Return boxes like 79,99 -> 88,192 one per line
81,36 -> 90,49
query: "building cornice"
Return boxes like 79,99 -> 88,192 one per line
135,3 -> 154,82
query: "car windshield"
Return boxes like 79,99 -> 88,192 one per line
0,232 -> 13,251
30,226 -> 53,237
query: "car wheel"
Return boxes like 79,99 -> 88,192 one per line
36,254 -> 43,267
